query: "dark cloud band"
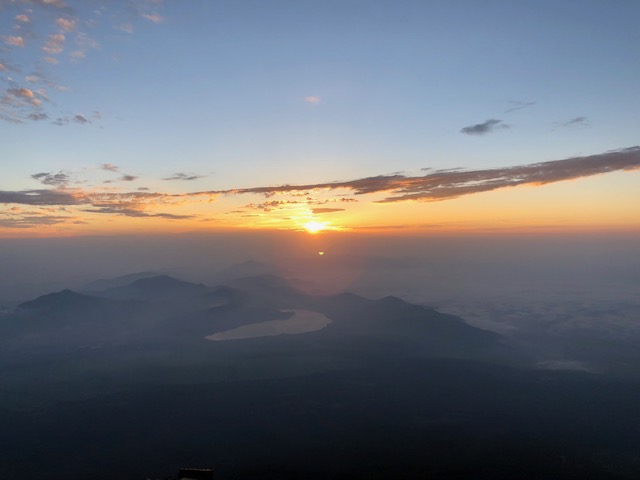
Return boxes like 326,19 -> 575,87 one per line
216,146 -> 640,203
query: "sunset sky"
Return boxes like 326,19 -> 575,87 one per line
1,0 -> 639,237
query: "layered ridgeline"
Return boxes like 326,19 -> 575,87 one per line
0,272 -> 516,374
1,271 -> 639,480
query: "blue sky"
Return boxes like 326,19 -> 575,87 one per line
1,0 -> 639,234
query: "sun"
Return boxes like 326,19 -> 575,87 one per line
303,221 -> 327,234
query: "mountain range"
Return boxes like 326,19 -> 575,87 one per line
1,271 -> 639,479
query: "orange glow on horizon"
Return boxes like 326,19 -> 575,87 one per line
303,221 -> 327,234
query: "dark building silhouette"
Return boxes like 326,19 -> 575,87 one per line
178,468 -> 213,480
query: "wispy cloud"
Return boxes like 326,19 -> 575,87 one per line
28,0 -> 69,9
304,96 -> 320,105
312,208 -> 345,214
50,113 -> 91,125
3,36 -> 25,47
555,116 -> 589,128
163,172 -> 207,181
42,33 -> 65,54
82,206 -> 193,219
31,171 -> 72,188
56,17 -> 76,32
28,112 -> 49,121
0,215 -> 72,229
7,88 -> 34,100
505,100 -> 536,113
0,189 -> 81,205
1,147 -> 639,228
215,146 -> 640,203
141,13 -> 164,24
0,0 -> 168,124
460,119 -> 509,136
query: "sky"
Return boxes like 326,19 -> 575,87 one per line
1,0 -> 639,237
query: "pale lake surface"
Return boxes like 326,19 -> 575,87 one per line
205,309 -> 332,341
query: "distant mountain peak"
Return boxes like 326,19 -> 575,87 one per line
19,289 -> 102,311
81,271 -> 160,292
213,261 -> 278,282
130,275 -> 187,287
376,295 -> 410,307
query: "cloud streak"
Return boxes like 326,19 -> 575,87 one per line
555,116 -> 589,128
163,172 -> 206,181
312,208 -> 345,214
460,119 -> 509,135
216,146 -> 640,203
505,101 -> 536,113
1,147 -> 639,227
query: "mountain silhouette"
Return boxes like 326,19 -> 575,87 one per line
3,273 -> 639,480
18,289 -> 106,312
80,271 -> 160,292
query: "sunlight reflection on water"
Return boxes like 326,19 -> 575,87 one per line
205,309 -> 332,341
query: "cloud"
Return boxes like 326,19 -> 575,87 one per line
460,119 -> 509,135
2,147 -> 638,227
304,96 -> 320,105
214,146 -> 640,203
31,171 -> 72,188
0,215 -> 71,229
28,112 -> 49,121
56,17 -> 76,32
505,101 -> 536,113
244,200 -> 302,212
0,189 -> 81,206
7,88 -> 34,99
101,163 -> 119,172
29,0 -> 68,8
141,13 -> 164,23
50,113 -> 91,125
312,208 -> 345,214
82,206 -> 193,220
116,23 -> 135,34
43,33 -> 65,54
163,172 -> 206,181
119,175 -> 138,182
0,0 -> 169,124
3,36 -> 25,47
556,116 -> 589,128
